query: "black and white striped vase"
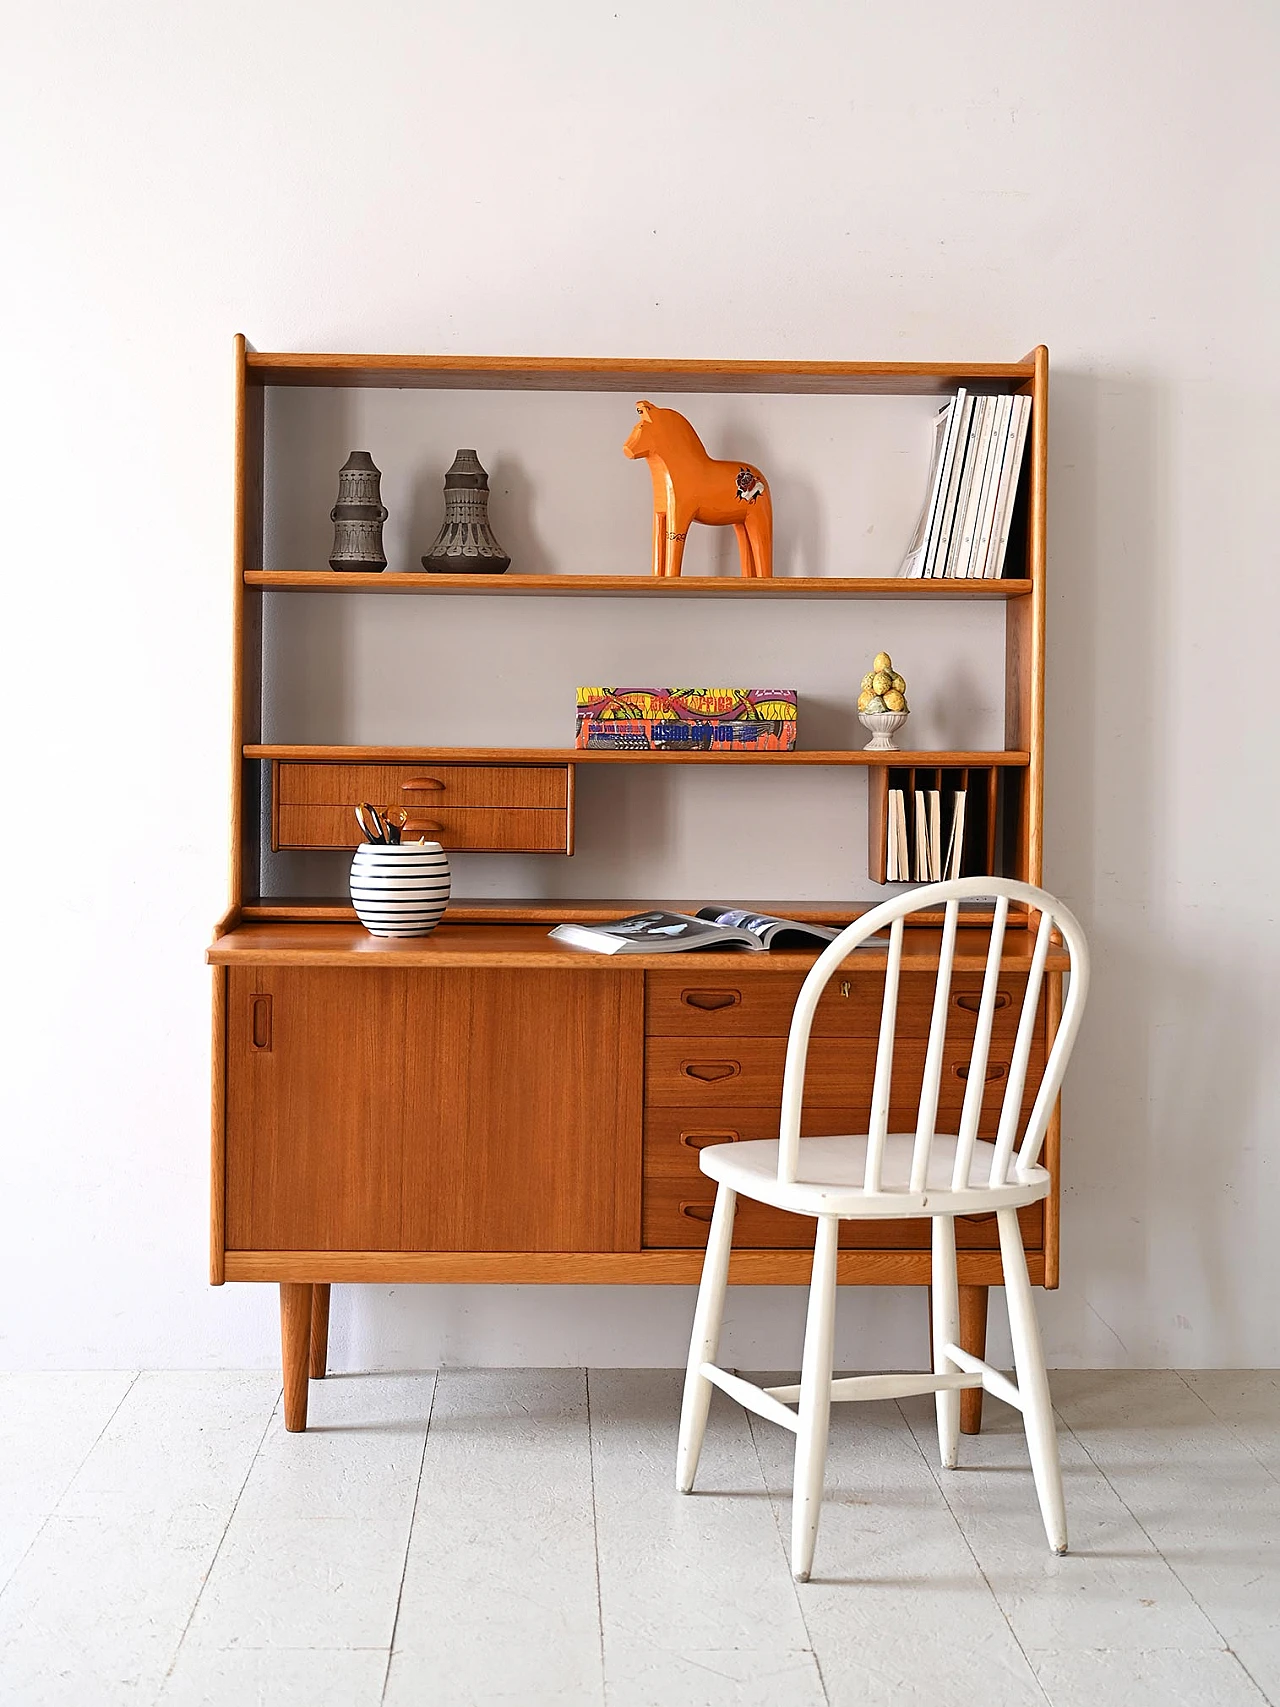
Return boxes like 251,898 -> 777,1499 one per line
350,842 -> 451,938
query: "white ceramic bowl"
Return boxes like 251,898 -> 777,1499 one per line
858,710 -> 909,752
350,842 -> 451,937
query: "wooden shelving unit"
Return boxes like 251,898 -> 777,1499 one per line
213,340 -> 1055,1431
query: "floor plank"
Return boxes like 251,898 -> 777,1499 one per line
384,1369 -> 603,1707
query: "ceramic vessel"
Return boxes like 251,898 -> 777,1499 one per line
858,710 -> 909,752
349,842 -> 451,937
329,451 -> 388,572
421,449 -> 510,573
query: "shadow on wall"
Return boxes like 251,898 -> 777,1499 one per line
1040,368 -> 1268,1364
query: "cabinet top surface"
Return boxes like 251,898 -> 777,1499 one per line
207,920 -> 1068,972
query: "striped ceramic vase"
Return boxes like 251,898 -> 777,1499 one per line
350,842 -> 451,937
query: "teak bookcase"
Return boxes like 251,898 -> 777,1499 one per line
209,341 -> 1055,1431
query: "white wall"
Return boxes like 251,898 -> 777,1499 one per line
3,0 -> 1276,1372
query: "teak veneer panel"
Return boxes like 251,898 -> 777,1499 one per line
246,571 -> 1033,599
225,966 -> 640,1254
248,743 -> 1030,768
276,804 -> 570,853
244,351 -> 1038,394
276,761 -> 569,808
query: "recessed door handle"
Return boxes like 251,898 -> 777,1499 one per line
954,991 -> 1012,1014
679,1129 -> 741,1150
951,1061 -> 1008,1083
250,994 -> 272,1052
681,989 -> 740,1011
679,1202 -> 715,1223
682,1062 -> 741,1083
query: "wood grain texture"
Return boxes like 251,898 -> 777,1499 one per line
225,966 -> 643,1254
644,1035 -> 1044,1112
641,1109 -> 1043,1251
959,1284 -> 990,1434
209,967 -> 226,1285
226,1248 -> 1038,1286
277,804 -> 571,853
246,570 -> 1033,599
645,970 -> 1034,1043
279,1283 -> 312,1431
239,897 -> 1022,927
247,743 -> 1031,768
309,1283 -> 330,1379
209,922 -> 1071,973
398,969 -> 642,1252
244,351 -> 1037,393
276,760 -> 569,807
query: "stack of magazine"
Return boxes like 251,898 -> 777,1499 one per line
899,389 -> 1031,579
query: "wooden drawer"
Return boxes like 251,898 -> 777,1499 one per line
646,970 -> 1035,1042
643,1108 -> 1043,1250
645,1035 -> 1044,1114
276,761 -> 569,809
276,804 -> 571,853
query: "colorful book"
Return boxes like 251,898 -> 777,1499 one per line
576,688 -> 797,751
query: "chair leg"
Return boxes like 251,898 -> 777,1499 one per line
997,1207 -> 1067,1554
931,1216 -> 961,1469
676,1184 -> 737,1493
791,1216 -> 840,1583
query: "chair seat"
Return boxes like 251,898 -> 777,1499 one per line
699,1133 -> 1050,1219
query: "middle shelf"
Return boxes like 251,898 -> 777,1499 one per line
246,744 -> 1030,766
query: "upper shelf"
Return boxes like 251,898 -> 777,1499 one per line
245,572 -> 1031,599
243,350 -> 1040,396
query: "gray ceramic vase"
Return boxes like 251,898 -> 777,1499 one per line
329,451 -> 388,572
421,450 -> 510,574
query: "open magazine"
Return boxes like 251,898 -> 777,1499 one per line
548,907 -> 845,955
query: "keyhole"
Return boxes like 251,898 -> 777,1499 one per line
840,981 -> 851,998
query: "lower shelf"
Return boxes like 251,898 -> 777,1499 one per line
222,1248 -> 1044,1286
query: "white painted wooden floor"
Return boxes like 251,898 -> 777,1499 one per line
0,1369 -> 1276,1706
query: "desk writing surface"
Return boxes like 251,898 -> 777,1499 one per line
208,920 -> 1069,973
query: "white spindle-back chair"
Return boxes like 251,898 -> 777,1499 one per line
675,877 -> 1089,1582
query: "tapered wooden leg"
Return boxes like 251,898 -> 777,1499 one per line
959,1284 -> 989,1434
998,1209 -> 1067,1553
280,1283 -> 313,1433
677,1185 -> 737,1493
932,1218 -> 961,1468
310,1283 -> 331,1380
791,1216 -> 840,1583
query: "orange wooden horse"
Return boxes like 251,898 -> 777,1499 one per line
623,401 -> 773,579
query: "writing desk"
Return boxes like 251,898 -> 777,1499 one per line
208,921 -> 1065,1430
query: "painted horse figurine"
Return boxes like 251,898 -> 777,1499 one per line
623,401 -> 773,578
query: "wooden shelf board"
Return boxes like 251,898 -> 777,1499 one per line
246,571 -> 1031,598
244,351 -> 1037,395
246,744 -> 1030,767
209,920 -> 1067,973
242,897 -> 1016,929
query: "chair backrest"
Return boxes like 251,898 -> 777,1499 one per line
777,878 -> 1089,1193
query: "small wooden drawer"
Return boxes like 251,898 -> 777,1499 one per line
642,1109 -> 1044,1249
645,970 -> 1036,1043
644,1035 -> 1043,1113
276,804 -> 571,853
275,761 -> 569,810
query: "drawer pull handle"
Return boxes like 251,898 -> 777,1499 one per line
682,1062 -> 740,1083
679,1202 -> 715,1223
682,989 -> 741,1011
679,1129 -> 741,1150
408,820 -> 444,834
954,991 -> 1012,1014
402,778 -> 447,792
250,994 -> 272,1052
951,1062 -> 1008,1083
